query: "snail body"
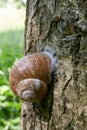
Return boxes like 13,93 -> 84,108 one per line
9,48 -> 58,102
9,52 -> 53,102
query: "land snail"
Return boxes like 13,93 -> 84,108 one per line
9,48 -> 58,102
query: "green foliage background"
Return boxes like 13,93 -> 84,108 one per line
0,8 -> 25,130
0,0 -> 26,8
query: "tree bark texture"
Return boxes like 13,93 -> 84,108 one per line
21,0 -> 87,130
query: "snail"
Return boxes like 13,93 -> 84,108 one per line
9,48 -> 58,102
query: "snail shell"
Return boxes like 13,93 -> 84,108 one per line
9,53 -> 52,102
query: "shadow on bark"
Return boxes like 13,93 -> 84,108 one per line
33,76 -> 56,122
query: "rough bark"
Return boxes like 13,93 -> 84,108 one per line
21,0 -> 87,130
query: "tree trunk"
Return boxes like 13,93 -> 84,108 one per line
21,0 -> 87,129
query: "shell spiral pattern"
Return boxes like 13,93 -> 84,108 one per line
9,53 -> 52,102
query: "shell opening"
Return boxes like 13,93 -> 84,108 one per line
43,48 -> 58,72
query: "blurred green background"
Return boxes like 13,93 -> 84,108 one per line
0,0 -> 26,129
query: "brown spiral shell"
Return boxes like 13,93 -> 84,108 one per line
9,53 -> 52,102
